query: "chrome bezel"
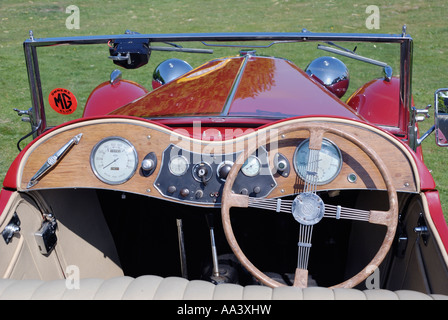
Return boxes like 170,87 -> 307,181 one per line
293,137 -> 342,185
241,155 -> 261,177
191,161 -> 213,182
168,155 -> 190,176
90,136 -> 138,185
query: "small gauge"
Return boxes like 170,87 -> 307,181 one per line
241,155 -> 261,177
168,155 -> 189,176
90,137 -> 138,185
293,138 -> 342,185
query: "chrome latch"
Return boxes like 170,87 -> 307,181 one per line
2,213 -> 21,244
34,213 -> 58,255
414,213 -> 430,246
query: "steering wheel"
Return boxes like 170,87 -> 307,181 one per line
221,122 -> 398,288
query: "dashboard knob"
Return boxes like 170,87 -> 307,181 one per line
276,160 -> 287,171
195,190 -> 204,199
180,188 -> 190,197
141,159 -> 155,171
218,163 -> 232,180
167,185 -> 176,194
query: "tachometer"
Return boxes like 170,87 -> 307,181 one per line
293,138 -> 342,185
90,137 -> 138,185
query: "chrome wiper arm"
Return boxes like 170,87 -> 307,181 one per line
201,40 -> 298,49
317,44 -> 388,67
150,45 -> 213,54
324,41 -> 357,54
27,133 -> 83,189
317,44 -> 392,81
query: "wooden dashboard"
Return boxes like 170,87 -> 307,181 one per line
17,117 -> 419,207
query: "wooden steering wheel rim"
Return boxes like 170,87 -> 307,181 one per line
221,122 -> 399,288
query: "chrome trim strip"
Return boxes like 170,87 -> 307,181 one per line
221,55 -> 250,116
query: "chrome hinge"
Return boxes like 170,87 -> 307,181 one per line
413,104 -> 431,122
2,213 -> 21,244
13,107 -> 32,123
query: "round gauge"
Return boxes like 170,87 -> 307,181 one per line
90,137 -> 138,185
168,155 -> 189,176
293,138 -> 342,185
241,155 -> 261,177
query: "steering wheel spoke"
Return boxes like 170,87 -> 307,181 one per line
294,268 -> 309,288
225,193 -> 249,208
297,223 -> 313,266
324,204 -> 371,222
369,209 -> 394,226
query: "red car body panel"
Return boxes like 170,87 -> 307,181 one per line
109,58 -> 242,117
227,58 -> 361,119
109,56 -> 363,121
346,77 -> 408,136
83,79 -> 148,118
425,190 -> 448,251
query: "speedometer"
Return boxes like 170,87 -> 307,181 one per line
293,138 -> 342,185
90,137 -> 138,185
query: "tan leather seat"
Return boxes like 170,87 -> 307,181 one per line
0,276 -> 446,300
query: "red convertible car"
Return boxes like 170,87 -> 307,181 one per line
0,27 -> 447,300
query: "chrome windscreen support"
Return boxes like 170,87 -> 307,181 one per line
27,133 -> 82,188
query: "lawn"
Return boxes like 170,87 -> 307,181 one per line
0,0 -> 447,219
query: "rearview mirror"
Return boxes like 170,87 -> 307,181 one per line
435,88 -> 448,146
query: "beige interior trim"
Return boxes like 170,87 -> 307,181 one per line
2,237 -> 24,279
420,192 -> 448,265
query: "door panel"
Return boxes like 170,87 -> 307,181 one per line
0,192 -> 64,280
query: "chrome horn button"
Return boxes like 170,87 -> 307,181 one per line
291,193 -> 325,225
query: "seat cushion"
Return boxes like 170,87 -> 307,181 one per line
0,276 -> 446,300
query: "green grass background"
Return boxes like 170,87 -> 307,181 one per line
1,0 -> 447,220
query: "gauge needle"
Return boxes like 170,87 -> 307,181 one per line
103,158 -> 119,169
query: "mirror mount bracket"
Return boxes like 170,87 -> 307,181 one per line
434,88 -> 448,147
417,125 -> 435,147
